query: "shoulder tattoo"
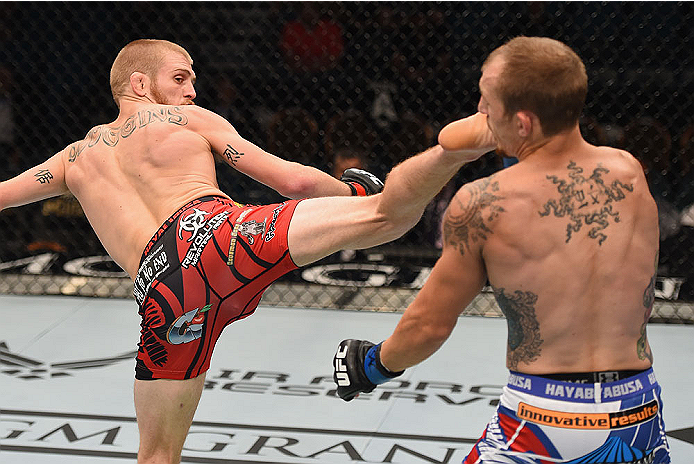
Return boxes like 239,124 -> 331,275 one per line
68,107 -> 189,161
443,177 -> 505,256
539,161 -> 634,244
637,253 -> 657,363
493,287 -> 543,369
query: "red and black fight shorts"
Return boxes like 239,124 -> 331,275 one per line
132,195 -> 300,380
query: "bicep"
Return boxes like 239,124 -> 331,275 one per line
409,185 -> 491,325
380,244 -> 486,370
0,151 -> 69,210
196,110 -> 300,188
412,244 -> 487,327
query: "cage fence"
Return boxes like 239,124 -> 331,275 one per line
0,2 -> 692,322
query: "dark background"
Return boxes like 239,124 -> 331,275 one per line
0,2 -> 692,304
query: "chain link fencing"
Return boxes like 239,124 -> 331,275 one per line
0,2 -> 692,322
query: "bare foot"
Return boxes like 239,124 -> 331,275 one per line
438,113 -> 497,159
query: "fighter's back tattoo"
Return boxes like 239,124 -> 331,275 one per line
637,253 -> 657,363
68,107 -> 189,162
493,287 -> 543,369
539,161 -> 634,245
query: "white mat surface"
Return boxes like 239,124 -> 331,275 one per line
1,295 -> 692,463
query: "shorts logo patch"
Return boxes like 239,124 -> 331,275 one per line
166,304 -> 212,345
133,244 -> 170,306
178,208 -> 210,241
517,400 -> 659,429
265,203 -> 285,242
238,219 -> 266,245
181,211 -> 231,269
227,209 -> 253,266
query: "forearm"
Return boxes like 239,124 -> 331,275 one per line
377,244 -> 484,372
379,312 -> 454,372
209,128 -> 353,199
281,163 -> 352,199
0,163 -> 68,211
376,145 -> 467,223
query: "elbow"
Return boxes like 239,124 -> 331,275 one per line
278,176 -> 314,199
422,322 -> 455,347
414,308 -> 458,348
275,163 -> 320,199
401,309 -> 455,347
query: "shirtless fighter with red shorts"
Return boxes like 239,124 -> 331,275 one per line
0,39 -> 495,463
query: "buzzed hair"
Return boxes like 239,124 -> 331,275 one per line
109,39 -> 193,107
483,36 -> 588,137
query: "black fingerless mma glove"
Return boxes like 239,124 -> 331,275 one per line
340,168 -> 384,196
333,339 -> 404,401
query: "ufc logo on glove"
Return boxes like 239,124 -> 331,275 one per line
332,339 -> 404,401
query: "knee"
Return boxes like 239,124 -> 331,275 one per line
137,448 -> 181,464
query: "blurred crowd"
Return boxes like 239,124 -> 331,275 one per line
0,2 -> 692,300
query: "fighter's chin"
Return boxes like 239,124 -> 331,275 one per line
495,146 -> 509,157
491,140 -> 509,157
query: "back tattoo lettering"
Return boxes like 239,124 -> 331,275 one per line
539,161 -> 633,245
68,107 -> 189,162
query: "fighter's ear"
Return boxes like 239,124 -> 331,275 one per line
130,72 -> 150,97
515,110 -> 539,138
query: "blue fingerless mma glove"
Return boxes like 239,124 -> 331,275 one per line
333,339 -> 404,401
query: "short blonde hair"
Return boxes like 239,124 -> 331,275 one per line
483,36 -> 587,137
109,39 -> 193,107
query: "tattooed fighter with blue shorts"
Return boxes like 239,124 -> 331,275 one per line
334,37 -> 670,463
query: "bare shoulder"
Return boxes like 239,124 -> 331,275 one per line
614,147 -> 640,166
443,174 -> 506,256
591,145 -> 652,197
180,105 -> 237,132
61,126 -> 104,163
178,104 -> 216,120
605,146 -> 656,206
536,145 -> 656,245
591,145 -> 645,179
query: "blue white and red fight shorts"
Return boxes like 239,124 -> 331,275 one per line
464,369 -> 670,463
132,195 -> 300,380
